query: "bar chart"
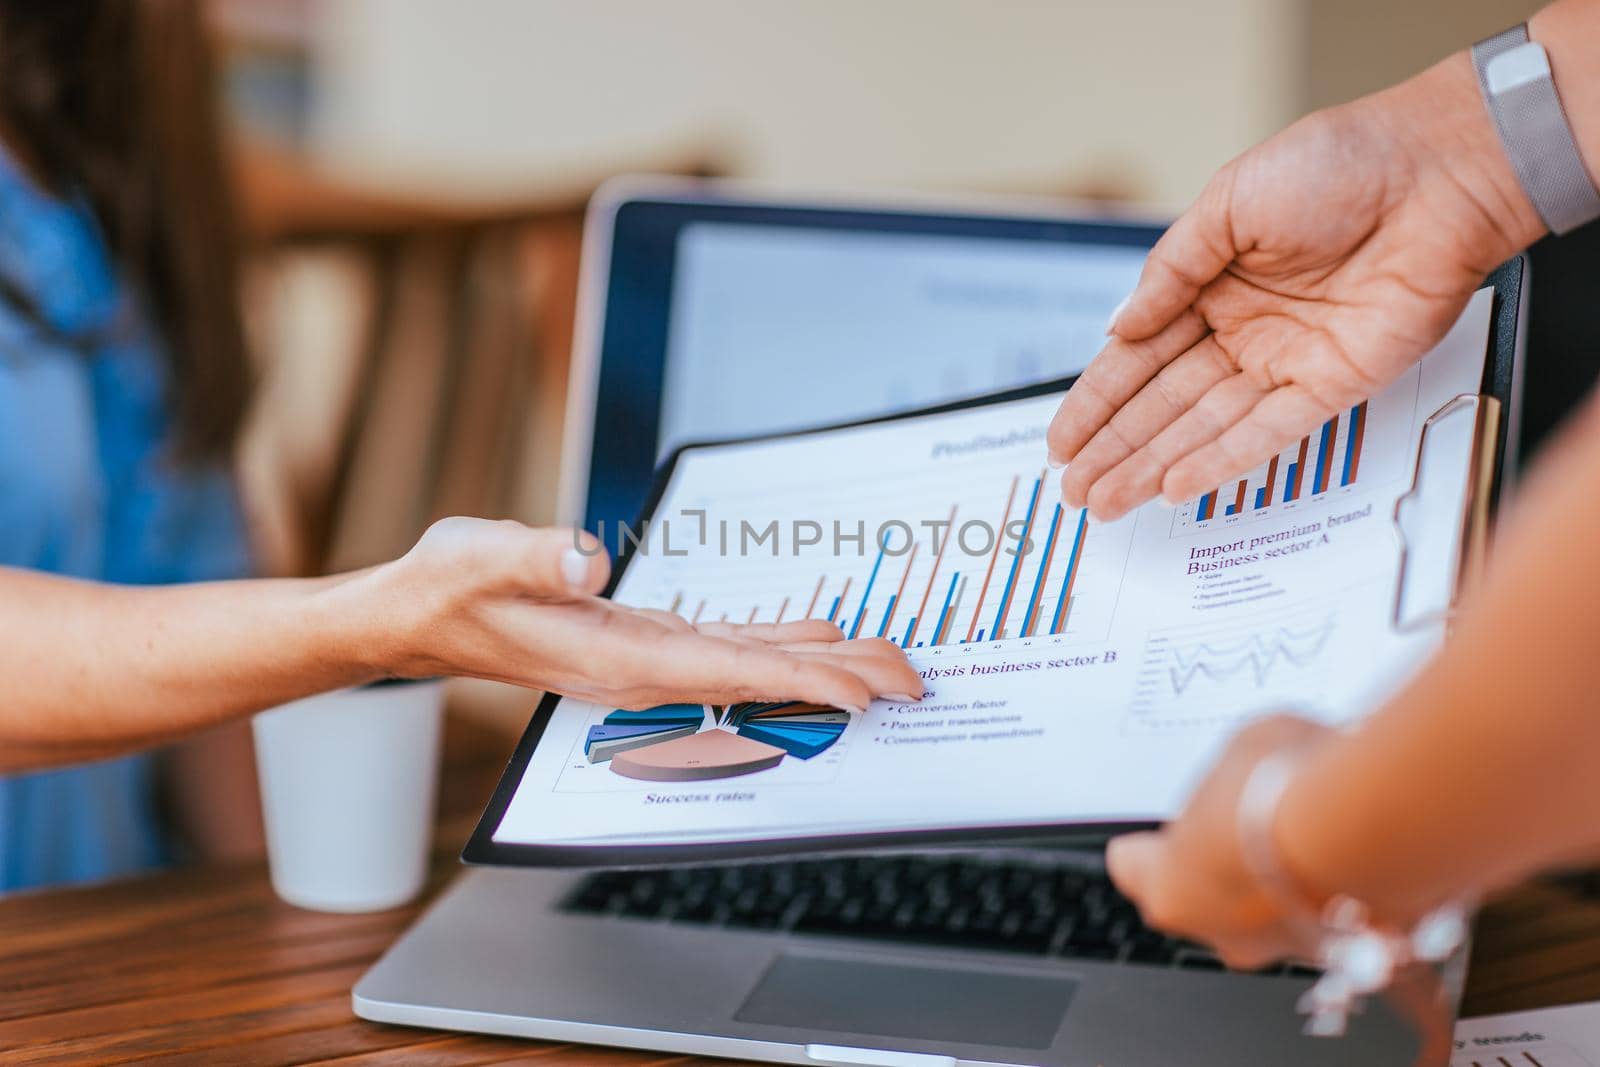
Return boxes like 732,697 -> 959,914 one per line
1176,400 -> 1374,532
637,466 -> 1136,652
1451,1044 -> 1590,1067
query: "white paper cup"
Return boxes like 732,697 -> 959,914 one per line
252,679 -> 445,913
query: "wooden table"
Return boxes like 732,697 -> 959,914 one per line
5,854 -> 1600,1067
6,709 -> 1600,1067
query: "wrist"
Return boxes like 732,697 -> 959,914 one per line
1268,739 -> 1345,918
1244,734 -> 1472,1038
305,567 -> 416,682
1272,732 -> 1436,928
1244,737 -> 1340,923
1378,50 -> 1547,263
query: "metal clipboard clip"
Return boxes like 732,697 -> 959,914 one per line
1391,392 -> 1502,633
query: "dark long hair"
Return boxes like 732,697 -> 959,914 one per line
0,0 -> 250,460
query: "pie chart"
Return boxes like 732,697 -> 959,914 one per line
587,701 -> 850,782
725,701 -> 850,758
582,704 -> 704,764
582,722 -> 699,763
610,729 -> 785,782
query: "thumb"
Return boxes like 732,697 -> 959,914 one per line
1106,831 -> 1165,905
1112,169 -> 1237,341
516,526 -> 611,599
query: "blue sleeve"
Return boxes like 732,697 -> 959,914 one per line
155,468 -> 256,583
90,338 -> 257,586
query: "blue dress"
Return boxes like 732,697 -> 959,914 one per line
0,146 -> 253,892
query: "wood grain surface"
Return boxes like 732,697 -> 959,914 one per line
6,845 -> 1598,1065
2,720 -> 1596,1064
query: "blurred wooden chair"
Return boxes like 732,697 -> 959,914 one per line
235,145 -> 717,579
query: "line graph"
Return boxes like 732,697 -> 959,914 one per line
1165,617 -> 1336,695
1126,608 -> 1339,733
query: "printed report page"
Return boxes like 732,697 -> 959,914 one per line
492,288 -> 1494,848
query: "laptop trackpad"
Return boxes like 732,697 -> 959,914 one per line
734,953 -> 1077,1049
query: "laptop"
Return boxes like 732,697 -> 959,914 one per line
354,183 -> 1528,1065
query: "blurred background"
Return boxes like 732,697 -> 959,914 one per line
214,0 -> 1540,747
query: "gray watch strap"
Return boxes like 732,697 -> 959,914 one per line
1473,23 -> 1600,235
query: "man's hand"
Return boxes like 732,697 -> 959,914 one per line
1048,53 -> 1543,520
1108,714 -> 1334,970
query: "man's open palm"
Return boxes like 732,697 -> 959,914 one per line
1049,60 -> 1540,519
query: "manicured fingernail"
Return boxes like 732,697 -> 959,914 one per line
885,692 -> 920,703
1046,452 -> 1066,471
560,547 -> 591,589
1105,295 -> 1131,335
839,704 -> 867,715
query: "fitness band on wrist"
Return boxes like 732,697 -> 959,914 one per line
1472,23 -> 1600,236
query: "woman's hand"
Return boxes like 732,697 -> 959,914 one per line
349,517 -> 924,711
1107,714 -> 1335,970
1048,54 -> 1544,520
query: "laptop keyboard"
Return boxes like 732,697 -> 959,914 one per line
562,853 -> 1319,978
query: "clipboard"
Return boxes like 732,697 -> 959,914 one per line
464,256 -> 1529,869
1393,257 -> 1526,632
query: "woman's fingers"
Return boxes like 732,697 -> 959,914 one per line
1161,385 -> 1334,504
789,645 -> 924,701
495,522 -> 609,597
541,528 -> 609,597
691,625 -> 925,696
1059,332 -> 1233,508
1110,170 -> 1239,341
409,518 -> 611,598
1083,372 -> 1271,520
621,629 -> 882,712
541,602 -> 919,710
695,619 -> 845,643
748,636 -> 929,696
773,636 -> 910,660
478,521 -> 610,598
1047,310 -> 1210,468
632,607 -> 695,631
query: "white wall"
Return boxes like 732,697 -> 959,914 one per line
1304,0 -> 1540,108
309,0 -> 1305,211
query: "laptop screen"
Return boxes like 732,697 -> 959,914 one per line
572,195 -> 1161,535
657,222 -> 1147,458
